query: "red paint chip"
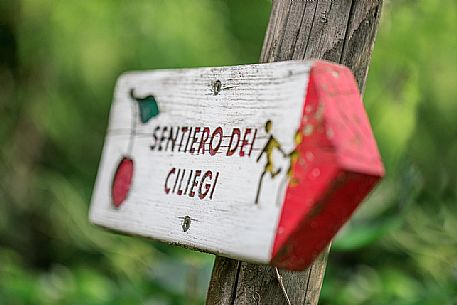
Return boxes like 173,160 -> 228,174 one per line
112,157 -> 134,208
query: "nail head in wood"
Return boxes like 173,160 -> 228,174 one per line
182,216 -> 191,232
213,80 -> 222,95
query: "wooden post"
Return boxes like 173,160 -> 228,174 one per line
205,1 -> 384,304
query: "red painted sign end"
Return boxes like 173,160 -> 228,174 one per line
271,61 -> 384,270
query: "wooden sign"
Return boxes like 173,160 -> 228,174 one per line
89,60 -> 384,270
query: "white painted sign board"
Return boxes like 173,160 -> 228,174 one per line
89,60 -> 384,270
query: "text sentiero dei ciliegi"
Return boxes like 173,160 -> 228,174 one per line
149,125 -> 259,201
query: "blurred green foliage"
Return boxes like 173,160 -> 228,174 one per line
0,0 -> 456,304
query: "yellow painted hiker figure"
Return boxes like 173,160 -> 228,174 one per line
287,130 -> 303,186
275,129 -> 303,206
255,120 -> 286,205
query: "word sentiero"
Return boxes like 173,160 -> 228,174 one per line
90,60 -> 384,270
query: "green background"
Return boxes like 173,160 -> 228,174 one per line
0,0 -> 456,304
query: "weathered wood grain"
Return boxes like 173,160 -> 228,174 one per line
207,0 -> 383,304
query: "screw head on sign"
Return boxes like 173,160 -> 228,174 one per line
213,80 -> 222,95
111,157 -> 134,208
182,216 -> 191,232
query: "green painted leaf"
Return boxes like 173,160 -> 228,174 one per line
130,89 -> 160,124
137,96 -> 159,124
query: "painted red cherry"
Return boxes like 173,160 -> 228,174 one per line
111,157 -> 134,208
